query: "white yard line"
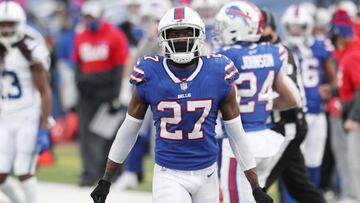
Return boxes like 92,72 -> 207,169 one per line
0,181 -> 152,203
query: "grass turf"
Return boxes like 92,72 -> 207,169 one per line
36,143 -> 339,203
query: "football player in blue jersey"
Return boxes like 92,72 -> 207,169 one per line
90,7 -> 273,203
213,1 -> 300,202
281,4 -> 337,186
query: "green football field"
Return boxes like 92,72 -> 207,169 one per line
36,143 -> 335,203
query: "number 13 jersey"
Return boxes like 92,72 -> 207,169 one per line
0,26 -> 50,113
130,55 -> 239,170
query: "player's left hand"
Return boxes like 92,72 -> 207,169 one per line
36,128 -> 50,153
252,187 -> 273,203
91,179 -> 111,203
344,119 -> 360,131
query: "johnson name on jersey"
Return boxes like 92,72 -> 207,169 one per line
0,26 -> 50,113
130,54 -> 238,170
216,42 -> 285,131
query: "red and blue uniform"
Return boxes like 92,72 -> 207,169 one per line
215,42 -> 285,132
289,38 -> 333,114
130,55 -> 239,170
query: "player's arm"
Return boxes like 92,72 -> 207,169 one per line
219,86 -> 258,188
220,86 -> 273,202
324,57 -> 337,86
31,62 -> 52,128
320,57 -> 338,99
91,89 -> 148,203
273,72 -> 299,110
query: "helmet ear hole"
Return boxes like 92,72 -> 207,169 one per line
194,28 -> 200,37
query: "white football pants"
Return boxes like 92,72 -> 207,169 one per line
152,162 -> 219,203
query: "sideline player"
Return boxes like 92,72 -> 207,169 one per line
0,1 -> 51,203
213,1 -> 299,202
281,4 -> 336,185
260,8 -> 326,203
91,7 -> 272,203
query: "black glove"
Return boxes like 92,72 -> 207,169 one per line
252,187 -> 273,203
91,180 -> 111,203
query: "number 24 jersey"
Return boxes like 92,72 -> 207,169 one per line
130,55 -> 238,170
216,42 -> 284,132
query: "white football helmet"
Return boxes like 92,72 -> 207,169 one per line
140,0 -> 171,21
300,2 -> 317,18
315,8 -> 331,29
281,5 -> 314,46
338,0 -> 358,19
0,1 -> 26,45
158,7 -> 205,64
214,1 -> 263,46
191,0 -> 220,26
81,1 -> 103,19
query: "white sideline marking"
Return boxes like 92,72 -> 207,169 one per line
0,181 -> 152,203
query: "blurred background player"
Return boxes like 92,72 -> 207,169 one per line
260,8 -> 326,203
72,1 -> 129,186
281,4 -> 337,189
190,0 -> 221,54
0,1 -> 51,203
91,6 -> 272,203
214,1 -> 299,202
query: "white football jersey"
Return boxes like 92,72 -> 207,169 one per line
0,26 -> 50,113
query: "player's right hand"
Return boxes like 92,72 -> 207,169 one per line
252,187 -> 273,203
91,180 -> 111,203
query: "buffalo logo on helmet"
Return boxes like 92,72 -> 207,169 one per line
225,6 -> 251,25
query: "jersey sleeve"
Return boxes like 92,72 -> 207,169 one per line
23,33 -> 50,71
129,57 -> 148,102
322,38 -> 335,58
31,40 -> 50,71
277,45 -> 288,75
222,56 -> 239,99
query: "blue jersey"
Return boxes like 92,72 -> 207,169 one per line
216,42 -> 285,132
130,55 -> 239,170
289,37 -> 333,114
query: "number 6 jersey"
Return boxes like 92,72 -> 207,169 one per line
0,26 -> 50,113
130,55 -> 239,170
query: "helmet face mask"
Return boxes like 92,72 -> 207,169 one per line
285,23 -> 308,37
0,21 -> 18,38
158,7 -> 205,64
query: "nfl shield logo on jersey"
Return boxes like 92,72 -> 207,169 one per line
180,82 -> 188,91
